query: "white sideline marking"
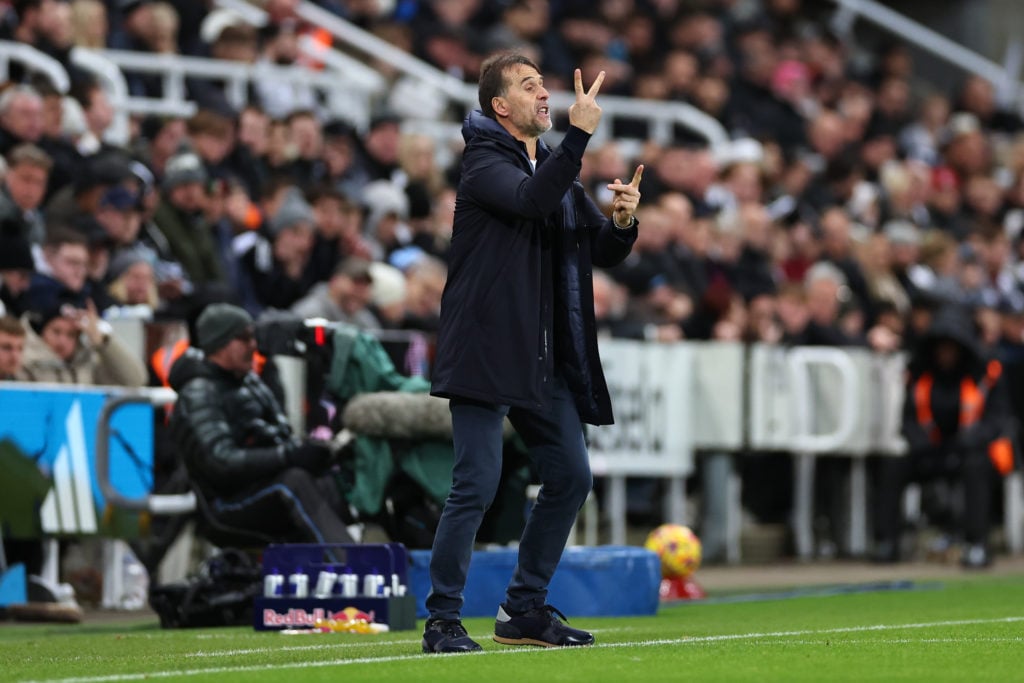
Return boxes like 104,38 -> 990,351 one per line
21,617 -> 1024,683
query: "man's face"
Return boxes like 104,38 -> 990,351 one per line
273,223 -> 315,263
211,327 -> 256,376
85,88 -> 114,136
96,205 -> 142,246
5,162 -> 48,210
0,330 -> 25,377
47,243 -> 89,292
41,315 -> 80,362
120,261 -> 154,305
169,182 -> 206,213
239,110 -> 269,155
335,273 -> 373,315
1,93 -> 43,142
496,63 -> 551,140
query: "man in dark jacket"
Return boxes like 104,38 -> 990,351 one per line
873,305 -> 1011,568
423,53 -> 642,654
168,303 -> 354,544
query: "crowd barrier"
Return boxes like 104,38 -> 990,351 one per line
591,340 -> 1023,561
2,332 -> 1021,608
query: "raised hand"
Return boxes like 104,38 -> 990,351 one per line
568,68 -> 605,134
606,164 -> 644,227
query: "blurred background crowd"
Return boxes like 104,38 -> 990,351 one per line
1,0 -> 1024,541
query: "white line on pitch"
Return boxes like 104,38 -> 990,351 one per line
20,616 -> 1024,683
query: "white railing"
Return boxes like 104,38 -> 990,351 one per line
828,0 -> 1023,107
0,40 -> 69,92
217,0 -> 730,151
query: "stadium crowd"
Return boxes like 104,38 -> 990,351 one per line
1,0 -> 1023,565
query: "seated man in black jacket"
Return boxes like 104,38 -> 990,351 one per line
873,304 -> 1011,568
168,303 -> 354,544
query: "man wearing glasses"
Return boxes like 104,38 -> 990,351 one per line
168,303 -> 354,543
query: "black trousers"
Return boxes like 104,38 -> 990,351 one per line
210,467 -> 354,544
874,445 -> 996,545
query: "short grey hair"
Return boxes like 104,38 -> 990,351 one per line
0,85 -> 42,116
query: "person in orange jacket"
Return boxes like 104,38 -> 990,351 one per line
873,303 -> 1014,568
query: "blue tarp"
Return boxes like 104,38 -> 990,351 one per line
409,545 -> 661,618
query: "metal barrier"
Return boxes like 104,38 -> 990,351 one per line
94,387 -> 192,515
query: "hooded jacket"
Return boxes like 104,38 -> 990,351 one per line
167,347 -> 298,498
429,112 -> 638,425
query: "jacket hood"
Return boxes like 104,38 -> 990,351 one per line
168,346 -> 215,391
461,110 -> 550,161
919,305 -> 983,363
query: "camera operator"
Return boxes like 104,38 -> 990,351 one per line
168,303 -> 355,543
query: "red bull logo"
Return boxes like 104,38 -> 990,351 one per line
262,607 -> 328,627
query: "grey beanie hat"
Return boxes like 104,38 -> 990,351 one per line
163,151 -> 208,191
195,303 -> 253,353
268,187 -> 315,237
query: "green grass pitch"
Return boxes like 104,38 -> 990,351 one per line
2,575 -> 1023,682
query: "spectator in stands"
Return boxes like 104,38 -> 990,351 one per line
0,313 -> 26,379
399,254 -> 446,333
285,110 -> 324,188
201,10 -> 257,62
232,105 -> 271,199
0,143 -> 50,244
367,260 -> 407,328
318,119 -> 370,199
105,249 -> 158,310
152,151 -> 226,290
30,80 -> 81,201
27,227 -> 91,306
167,302 -> 355,544
2,0 -> 58,46
306,184 -> 363,282
44,150 -> 129,227
0,224 -> 34,316
69,77 -> 116,157
956,75 -> 1023,135
109,0 -> 154,51
359,111 -> 403,182
69,0 -> 108,49
254,19 -> 317,119
290,255 -> 379,328
187,109 -> 236,182
874,304 -> 1011,567
132,115 -> 187,182
17,293 -> 146,385
0,85 -> 44,156
147,1 -> 178,54
361,179 -> 412,260
237,186 -> 315,311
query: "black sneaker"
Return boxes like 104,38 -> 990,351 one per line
493,604 -> 594,647
422,618 -> 482,653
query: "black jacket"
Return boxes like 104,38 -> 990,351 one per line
167,348 -> 298,498
430,112 -> 637,425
